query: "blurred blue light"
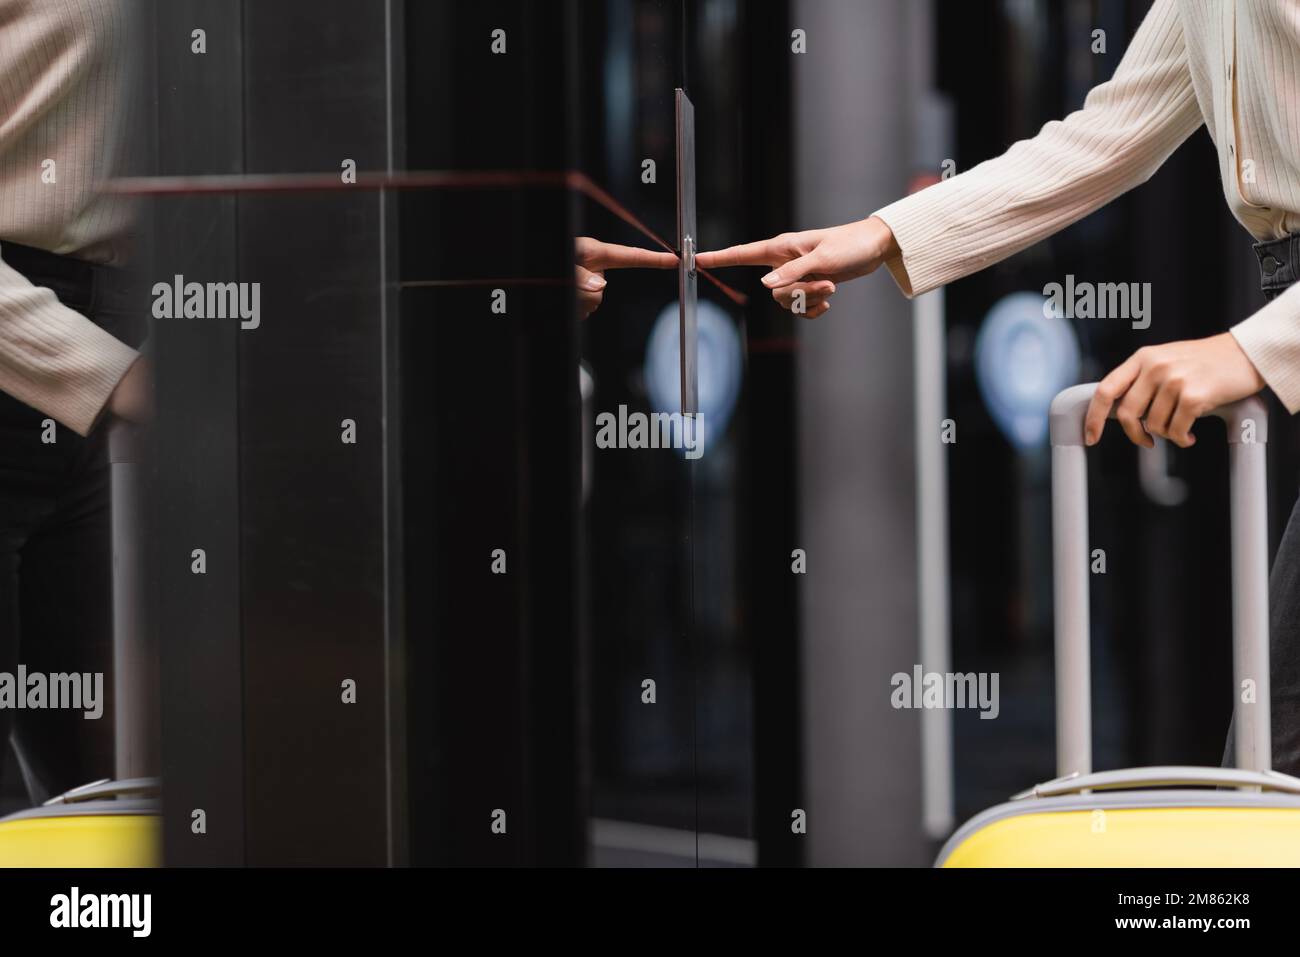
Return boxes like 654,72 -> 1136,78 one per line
974,291 -> 1081,451
644,299 -> 743,455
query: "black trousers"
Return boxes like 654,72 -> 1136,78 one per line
0,241 -> 140,801
1223,232 -> 1300,775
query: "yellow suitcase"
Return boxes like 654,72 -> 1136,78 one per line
0,420 -> 160,867
0,779 -> 160,867
939,384 -> 1300,867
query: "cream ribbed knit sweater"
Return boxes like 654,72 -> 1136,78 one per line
874,0 -> 1300,412
0,0 -> 139,436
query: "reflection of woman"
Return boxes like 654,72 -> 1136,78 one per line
699,0 -> 1300,774
0,0 -> 150,801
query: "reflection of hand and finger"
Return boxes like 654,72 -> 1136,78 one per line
575,236 -> 678,320
695,215 -> 898,318
107,354 -> 154,425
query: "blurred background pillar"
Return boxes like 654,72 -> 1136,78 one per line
792,0 -> 927,866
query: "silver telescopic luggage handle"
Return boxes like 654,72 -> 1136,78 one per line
108,417 -> 149,781
1048,383 -> 1271,778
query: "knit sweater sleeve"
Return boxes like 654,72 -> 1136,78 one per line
1230,284 -> 1300,413
0,254 -> 139,436
870,0 -> 1203,297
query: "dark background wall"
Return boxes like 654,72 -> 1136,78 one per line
146,0 -> 247,866
400,0 -> 584,866
147,0 -> 399,866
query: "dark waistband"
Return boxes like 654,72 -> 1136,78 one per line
1,240 -> 123,283
0,240 -> 134,319
1253,234 -> 1300,300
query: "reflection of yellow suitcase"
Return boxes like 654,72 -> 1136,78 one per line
0,420 -> 160,867
0,779 -> 159,867
939,384 -> 1300,867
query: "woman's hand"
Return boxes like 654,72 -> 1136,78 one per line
1084,333 -> 1266,448
106,354 -> 153,424
695,216 -> 899,318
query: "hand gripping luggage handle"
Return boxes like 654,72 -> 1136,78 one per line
1048,383 -> 1270,777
